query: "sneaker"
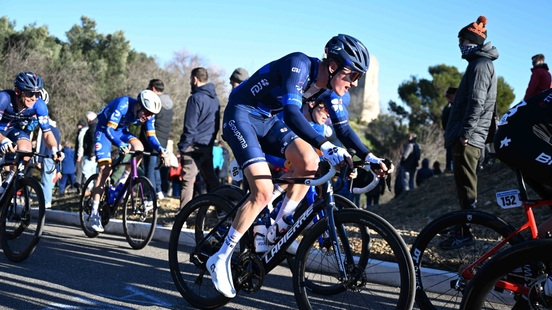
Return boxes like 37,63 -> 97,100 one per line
206,255 -> 236,298
45,202 -> 51,209
143,200 -> 154,212
157,192 -> 164,200
438,225 -> 461,237
90,215 -> 104,233
439,232 -> 474,250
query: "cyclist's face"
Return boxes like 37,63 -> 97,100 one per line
332,67 -> 361,96
18,89 -> 40,108
311,102 -> 329,125
135,103 -> 154,123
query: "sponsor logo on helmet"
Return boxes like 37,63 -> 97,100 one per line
291,67 -> 300,73
95,143 -> 101,150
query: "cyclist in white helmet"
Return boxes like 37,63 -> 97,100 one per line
88,89 -> 166,233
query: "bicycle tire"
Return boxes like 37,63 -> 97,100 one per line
168,193 -> 236,309
286,194 -> 358,279
79,174 -> 101,238
460,238 -> 552,310
0,177 -> 46,262
123,176 -> 158,250
410,209 -> 524,310
211,184 -> 245,205
293,208 -> 416,310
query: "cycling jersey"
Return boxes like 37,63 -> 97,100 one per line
0,89 -> 52,133
494,88 -> 552,198
229,52 -> 326,147
96,96 -> 162,151
316,90 -> 370,157
223,53 -> 333,169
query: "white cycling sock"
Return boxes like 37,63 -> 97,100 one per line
117,170 -> 130,185
267,184 -> 285,213
274,196 -> 299,223
91,200 -> 100,216
216,226 -> 243,260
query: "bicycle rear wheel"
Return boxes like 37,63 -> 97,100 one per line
0,177 -> 46,262
168,194 -> 236,309
122,176 -> 158,250
293,208 -> 415,310
79,174 -> 101,238
460,239 -> 552,310
410,210 -> 524,310
211,184 -> 245,205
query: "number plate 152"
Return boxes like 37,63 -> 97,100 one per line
496,190 -> 522,209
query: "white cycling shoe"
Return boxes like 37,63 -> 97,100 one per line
207,255 -> 236,298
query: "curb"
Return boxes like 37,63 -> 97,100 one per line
45,209 -> 174,243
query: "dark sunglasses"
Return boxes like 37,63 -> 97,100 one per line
343,69 -> 363,82
22,90 -> 41,98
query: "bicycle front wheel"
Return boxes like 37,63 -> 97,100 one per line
460,239 -> 552,310
168,193 -> 236,309
0,177 -> 46,262
79,174 -> 100,238
122,176 -> 158,250
410,210 -> 524,310
293,208 -> 415,310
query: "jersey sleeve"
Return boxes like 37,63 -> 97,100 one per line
105,97 -> 128,147
35,99 -> 52,133
326,91 -> 370,157
280,56 -> 326,147
144,117 -> 162,151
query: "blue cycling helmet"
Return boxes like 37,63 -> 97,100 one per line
14,71 -> 44,91
325,34 -> 370,73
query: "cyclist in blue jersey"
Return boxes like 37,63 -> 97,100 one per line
88,90 -> 166,233
207,34 -> 393,298
0,72 -> 64,162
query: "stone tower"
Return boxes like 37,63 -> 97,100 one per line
348,55 -> 380,122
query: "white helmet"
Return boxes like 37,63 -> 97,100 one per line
40,88 -> 50,104
137,89 -> 161,114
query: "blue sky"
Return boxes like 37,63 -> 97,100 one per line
4,0 -> 551,112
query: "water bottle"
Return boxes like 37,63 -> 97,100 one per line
267,214 -> 294,244
107,185 -> 117,204
253,208 -> 270,253
0,171 -> 15,195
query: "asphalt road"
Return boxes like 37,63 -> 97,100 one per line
0,222 -> 312,310
0,215 -> 449,309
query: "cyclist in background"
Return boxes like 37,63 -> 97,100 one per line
207,34 -> 392,298
494,88 -> 552,238
89,90 -> 166,233
0,72 -> 64,162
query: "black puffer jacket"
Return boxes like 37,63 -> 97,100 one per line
445,42 -> 499,149
140,93 -> 174,150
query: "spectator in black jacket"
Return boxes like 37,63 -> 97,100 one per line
139,79 -> 174,199
416,158 -> 434,186
442,87 -> 456,172
178,67 -> 221,209
399,133 -> 420,191
82,111 -> 98,188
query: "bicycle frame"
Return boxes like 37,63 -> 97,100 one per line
107,151 -> 158,216
193,164 -> 356,284
457,169 -> 552,290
